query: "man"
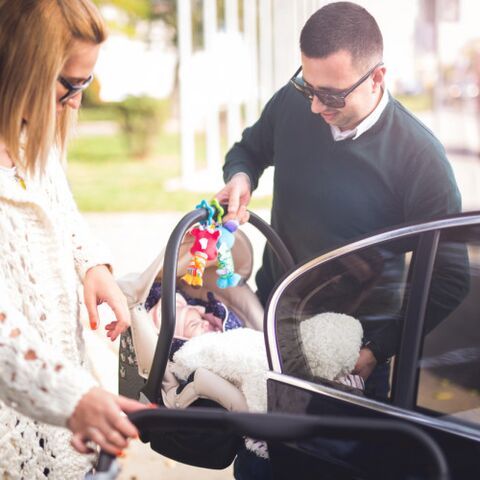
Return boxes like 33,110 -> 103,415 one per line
217,3 -> 464,477
216,1 -> 461,390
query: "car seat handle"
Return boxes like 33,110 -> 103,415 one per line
140,207 -> 295,405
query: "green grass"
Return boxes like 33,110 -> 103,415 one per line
396,93 -> 433,112
78,105 -> 119,122
67,131 -> 272,212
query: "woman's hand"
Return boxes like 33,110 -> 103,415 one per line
84,265 -> 130,341
68,387 -> 146,456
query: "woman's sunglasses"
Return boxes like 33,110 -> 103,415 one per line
57,74 -> 94,104
290,61 -> 383,109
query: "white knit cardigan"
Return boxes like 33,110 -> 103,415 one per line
0,150 -> 112,479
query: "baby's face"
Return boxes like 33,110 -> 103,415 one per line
183,310 -> 218,338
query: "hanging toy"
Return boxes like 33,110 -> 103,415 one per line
195,199 -> 215,226
207,199 -> 241,289
216,219 -> 241,288
181,226 -> 220,288
182,200 -> 219,289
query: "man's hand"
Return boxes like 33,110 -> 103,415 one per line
84,265 -> 130,341
352,347 -> 377,380
68,387 -> 146,455
215,173 -> 251,224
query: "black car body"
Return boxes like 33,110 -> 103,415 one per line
264,211 -> 480,479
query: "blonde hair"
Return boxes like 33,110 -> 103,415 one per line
0,0 -> 107,174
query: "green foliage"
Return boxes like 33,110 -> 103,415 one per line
396,93 -> 433,112
93,0 -> 154,38
81,77 -> 103,108
93,0 -> 153,20
78,105 -> 119,122
115,96 -> 171,159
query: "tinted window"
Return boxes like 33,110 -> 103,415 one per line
273,235 -> 418,401
417,225 -> 480,426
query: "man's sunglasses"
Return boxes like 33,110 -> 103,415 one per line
57,74 -> 94,104
290,61 -> 383,109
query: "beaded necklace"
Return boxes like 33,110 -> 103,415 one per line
0,146 -> 26,189
15,172 -> 27,190
0,165 -> 26,190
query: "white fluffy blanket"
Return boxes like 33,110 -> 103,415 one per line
171,312 -> 363,413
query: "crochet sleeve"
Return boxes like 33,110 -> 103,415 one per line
0,281 -> 98,427
47,154 -> 113,280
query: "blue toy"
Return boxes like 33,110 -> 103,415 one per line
216,219 -> 242,288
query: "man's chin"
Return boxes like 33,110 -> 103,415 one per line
320,112 -> 338,123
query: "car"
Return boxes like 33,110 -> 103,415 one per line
98,209 -> 480,480
262,210 -> 480,479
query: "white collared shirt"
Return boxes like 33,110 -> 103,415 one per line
330,88 -> 389,142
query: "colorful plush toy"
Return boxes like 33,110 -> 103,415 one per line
181,226 -> 220,288
216,219 -> 241,288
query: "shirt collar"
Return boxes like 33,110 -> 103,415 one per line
330,88 -> 389,142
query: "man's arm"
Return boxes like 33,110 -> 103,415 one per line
357,146 -> 468,374
217,88 -> 286,221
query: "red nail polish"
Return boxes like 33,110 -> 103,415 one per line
116,450 -> 125,458
90,321 -> 98,330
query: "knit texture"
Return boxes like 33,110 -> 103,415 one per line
0,150 -> 111,479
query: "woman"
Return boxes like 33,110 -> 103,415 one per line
0,1 -> 147,478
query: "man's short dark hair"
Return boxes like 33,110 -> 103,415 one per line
300,2 -> 383,69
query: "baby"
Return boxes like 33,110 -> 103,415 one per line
145,282 -> 244,357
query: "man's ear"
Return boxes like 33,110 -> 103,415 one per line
372,65 -> 386,93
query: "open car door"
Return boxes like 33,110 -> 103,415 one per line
264,212 -> 480,479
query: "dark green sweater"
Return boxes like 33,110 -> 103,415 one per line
224,85 -> 461,308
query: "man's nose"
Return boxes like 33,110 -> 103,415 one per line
310,95 -> 328,114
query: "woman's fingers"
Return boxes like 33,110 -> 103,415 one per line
104,298 -> 130,341
102,425 -> 129,451
107,410 -> 138,441
71,433 -> 94,454
68,388 -> 146,456
86,426 -> 126,456
83,265 -> 131,339
73,418 -> 129,456
84,288 -> 100,330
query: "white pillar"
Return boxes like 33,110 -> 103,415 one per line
273,2 -> 298,90
259,0 -> 273,107
203,0 -> 221,173
178,0 -> 195,183
243,0 -> 259,125
225,0 -> 242,146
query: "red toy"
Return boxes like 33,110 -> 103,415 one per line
181,226 -> 221,288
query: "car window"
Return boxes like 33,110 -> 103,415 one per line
272,235 -> 418,402
417,225 -> 480,426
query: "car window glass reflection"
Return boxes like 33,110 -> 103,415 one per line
274,236 -> 417,401
417,226 -> 479,426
